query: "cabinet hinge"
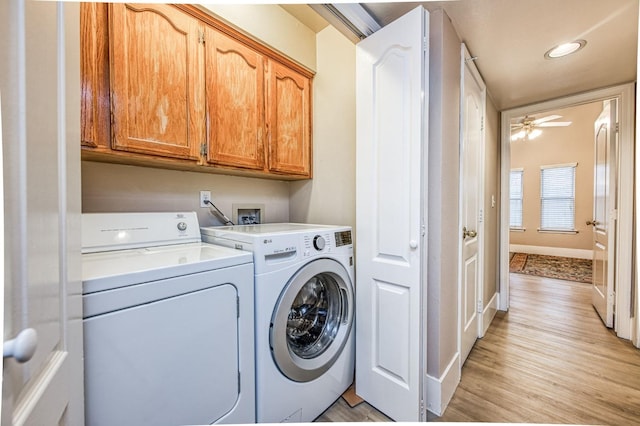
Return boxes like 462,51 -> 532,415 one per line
200,142 -> 208,157
481,117 -> 485,132
198,30 -> 205,44
615,122 -> 620,133
477,299 -> 483,313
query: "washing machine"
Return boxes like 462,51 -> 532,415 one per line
82,212 -> 255,425
201,223 -> 355,423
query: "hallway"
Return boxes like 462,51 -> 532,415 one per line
318,273 -> 640,423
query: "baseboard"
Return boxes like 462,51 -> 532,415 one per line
509,244 -> 592,260
481,292 -> 499,336
426,352 -> 460,416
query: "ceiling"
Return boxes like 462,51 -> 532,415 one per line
286,0 -> 639,111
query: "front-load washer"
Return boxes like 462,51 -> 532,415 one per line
82,212 -> 255,426
201,223 -> 355,423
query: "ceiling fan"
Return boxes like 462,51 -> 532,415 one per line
510,114 -> 572,141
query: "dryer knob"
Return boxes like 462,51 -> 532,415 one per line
313,235 -> 326,251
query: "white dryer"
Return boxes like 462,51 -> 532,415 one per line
82,212 -> 255,425
201,223 -> 355,423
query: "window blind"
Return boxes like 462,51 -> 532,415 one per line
540,164 -> 576,231
510,169 -> 523,228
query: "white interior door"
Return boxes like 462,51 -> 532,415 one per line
355,6 -> 427,422
1,1 -> 83,424
459,44 -> 485,364
591,99 -> 617,328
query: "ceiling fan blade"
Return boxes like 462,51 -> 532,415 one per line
531,114 -> 562,125
537,121 -> 572,127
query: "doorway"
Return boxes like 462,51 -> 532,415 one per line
500,83 -> 635,340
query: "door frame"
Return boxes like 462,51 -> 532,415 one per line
499,83 -> 635,341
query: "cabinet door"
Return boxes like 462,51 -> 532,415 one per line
267,61 -> 312,177
204,27 -> 265,170
109,3 -> 204,160
80,2 -> 110,149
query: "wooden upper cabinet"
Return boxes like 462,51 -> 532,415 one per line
81,4 -> 314,179
108,3 -> 204,160
267,60 -> 312,177
204,27 -> 266,170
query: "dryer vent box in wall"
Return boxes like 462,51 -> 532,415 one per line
233,203 -> 265,225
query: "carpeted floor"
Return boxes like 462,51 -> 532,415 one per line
509,252 -> 593,284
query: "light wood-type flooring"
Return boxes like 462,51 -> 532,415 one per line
316,273 -> 640,423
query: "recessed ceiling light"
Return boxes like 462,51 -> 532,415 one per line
544,40 -> 587,59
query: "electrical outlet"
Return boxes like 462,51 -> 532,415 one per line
200,191 -> 211,208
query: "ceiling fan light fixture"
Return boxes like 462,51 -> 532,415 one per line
544,40 -> 587,59
527,128 -> 543,140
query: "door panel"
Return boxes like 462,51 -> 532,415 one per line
592,100 -> 617,327
459,44 -> 485,364
1,1 -> 83,424
355,6 -> 427,422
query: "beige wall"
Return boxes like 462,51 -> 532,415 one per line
510,102 -> 601,251
82,162 -> 291,226
82,6 -> 356,232
199,4 -> 317,70
427,8 -> 460,382
289,26 -> 356,229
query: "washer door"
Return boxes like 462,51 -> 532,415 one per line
270,258 -> 353,382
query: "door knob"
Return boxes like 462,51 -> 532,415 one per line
409,240 -> 418,249
462,227 -> 477,239
586,220 -> 599,226
3,328 -> 38,363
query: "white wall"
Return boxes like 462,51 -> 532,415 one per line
289,26 -> 356,229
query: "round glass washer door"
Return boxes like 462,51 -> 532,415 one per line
270,258 -> 353,382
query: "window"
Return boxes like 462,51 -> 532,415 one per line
510,169 -> 524,229
540,163 -> 577,232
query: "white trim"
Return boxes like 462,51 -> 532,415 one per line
509,244 -> 592,260
500,83 -> 635,340
629,3 -> 640,348
426,353 -> 460,416
481,292 -> 499,336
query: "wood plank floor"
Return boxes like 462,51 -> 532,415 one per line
316,273 -> 640,423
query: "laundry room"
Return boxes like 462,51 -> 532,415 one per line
7,0 -> 639,424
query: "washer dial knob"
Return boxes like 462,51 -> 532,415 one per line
313,235 -> 325,251
177,222 -> 188,231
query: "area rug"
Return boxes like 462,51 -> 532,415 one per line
509,252 -> 592,284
